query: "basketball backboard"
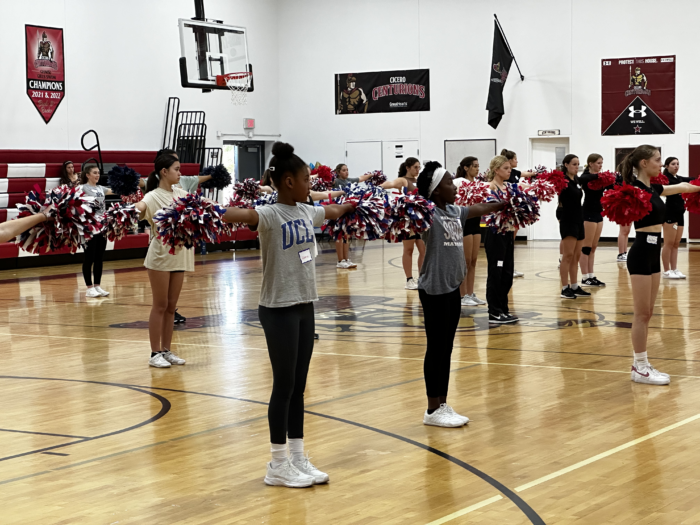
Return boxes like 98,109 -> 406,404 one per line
178,18 -> 253,92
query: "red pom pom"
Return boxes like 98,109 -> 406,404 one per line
536,170 -> 568,194
601,184 -> 652,225
526,179 -> 557,202
650,173 -> 669,185
311,165 -> 335,191
455,180 -> 490,206
682,178 -> 700,214
366,170 -> 387,186
588,171 -> 617,191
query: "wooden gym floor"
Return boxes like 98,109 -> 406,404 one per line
1,239 -> 699,524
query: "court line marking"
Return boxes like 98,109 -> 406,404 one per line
0,428 -> 89,439
426,412 -> 700,524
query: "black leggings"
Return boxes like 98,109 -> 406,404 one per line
485,229 -> 514,316
83,234 -> 107,286
419,287 -> 461,398
258,302 -> 315,444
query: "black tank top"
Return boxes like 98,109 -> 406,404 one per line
633,180 -> 665,229
558,176 -> 583,223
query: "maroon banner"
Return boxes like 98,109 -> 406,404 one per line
25,25 -> 65,124
601,55 -> 675,136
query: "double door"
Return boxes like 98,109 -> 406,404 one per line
345,140 -> 419,180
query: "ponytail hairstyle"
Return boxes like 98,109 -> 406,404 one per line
146,154 -> 179,193
268,142 -> 307,188
155,148 -> 177,161
261,168 -> 272,187
455,156 -> 478,179
560,154 -> 579,176
59,160 -> 74,186
500,149 -> 516,161
619,145 -> 659,184
398,157 -> 420,178
80,164 -> 99,185
417,161 -> 443,199
487,155 -> 509,181
583,153 -> 603,174
663,156 -> 678,178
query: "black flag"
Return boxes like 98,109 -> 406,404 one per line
486,21 -> 513,129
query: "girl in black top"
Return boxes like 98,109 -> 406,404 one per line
578,153 -> 608,287
499,149 -> 534,278
661,157 -> 691,279
59,161 -> 79,187
620,145 -> 700,386
557,155 -> 590,300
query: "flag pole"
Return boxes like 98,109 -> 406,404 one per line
494,14 -> 524,81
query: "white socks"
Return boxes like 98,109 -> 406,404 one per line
270,443 -> 287,468
634,351 -> 649,367
572,282 -> 579,290
288,438 -> 304,461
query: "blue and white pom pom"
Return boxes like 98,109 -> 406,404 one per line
484,183 -> 540,234
107,165 -> 142,196
254,192 -> 278,207
322,183 -> 390,241
154,193 -> 231,254
386,190 -> 435,243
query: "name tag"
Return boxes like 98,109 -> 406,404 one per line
647,236 -> 658,245
497,261 -> 504,267
298,248 -> 312,264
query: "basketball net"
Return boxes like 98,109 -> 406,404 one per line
220,72 -> 251,106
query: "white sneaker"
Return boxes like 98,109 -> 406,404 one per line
470,294 -> 486,305
345,259 -> 357,268
264,458 -> 315,488
513,270 -> 524,278
631,364 -> 670,385
443,404 -> 470,425
94,286 -> 110,297
86,287 -> 101,298
405,278 -> 418,290
423,404 -> 466,428
162,350 -> 186,365
149,353 -> 171,368
336,260 -> 349,269
461,295 -> 478,306
617,253 -> 628,262
663,270 -> 680,280
291,453 -> 329,484
673,269 -> 686,279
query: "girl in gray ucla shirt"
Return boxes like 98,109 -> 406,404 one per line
222,142 -> 354,489
416,162 -> 503,428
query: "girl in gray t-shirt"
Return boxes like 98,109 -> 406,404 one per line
222,142 -> 355,489
81,165 -> 114,298
415,162 -> 503,429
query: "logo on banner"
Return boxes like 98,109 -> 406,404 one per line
625,66 -> 651,96
35,31 -> 58,70
25,25 -> 65,124
491,62 -> 508,84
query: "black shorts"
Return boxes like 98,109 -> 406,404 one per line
463,217 -> 481,236
665,214 -> 685,227
560,221 -> 585,241
583,211 -> 603,223
627,232 -> 661,275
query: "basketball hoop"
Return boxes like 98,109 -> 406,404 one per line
216,72 -> 252,106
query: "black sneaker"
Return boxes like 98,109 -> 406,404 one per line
561,287 -> 577,299
572,286 -> 591,297
489,313 -> 508,324
591,277 -> 606,287
502,314 -> 519,323
174,309 -> 186,324
314,333 -> 319,340
581,278 -> 594,287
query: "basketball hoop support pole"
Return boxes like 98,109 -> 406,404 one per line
194,0 -> 205,20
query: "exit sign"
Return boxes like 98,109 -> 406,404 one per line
243,118 -> 255,129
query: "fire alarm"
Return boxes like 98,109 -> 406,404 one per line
243,118 -> 255,130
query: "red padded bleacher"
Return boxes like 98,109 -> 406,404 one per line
0,150 -> 158,164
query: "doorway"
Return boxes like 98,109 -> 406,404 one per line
528,137 -> 570,240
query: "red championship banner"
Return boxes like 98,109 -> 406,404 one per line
25,25 -> 65,124
601,55 -> 675,136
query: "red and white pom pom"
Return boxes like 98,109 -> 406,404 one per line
650,172 -> 670,185
311,165 -> 335,191
15,186 -> 101,254
455,180 -> 490,206
682,177 -> 700,214
532,165 -> 549,175
232,178 -> 260,202
104,203 -> 140,242
484,183 -> 540,234
526,179 -> 557,202
322,185 -> 390,241
154,193 -> 232,254
588,171 -> 618,191
536,169 -> 568,194
225,193 -> 255,230
366,170 -> 387,186
386,192 -> 435,243
121,187 -> 144,204
601,184 -> 653,225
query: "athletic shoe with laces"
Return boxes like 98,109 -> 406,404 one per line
336,260 -> 349,269
513,270 -> 524,278
673,269 -> 686,279
162,350 -> 186,365
443,404 -> 470,425
86,287 -> 101,298
631,364 -> 670,385
663,270 -> 680,279
423,404 -> 466,428
174,309 -> 186,323
591,277 -> 606,287
470,294 -> 486,305
488,313 -> 508,324
291,453 -> 329,484
502,314 -> 518,323
149,353 -> 171,368
345,259 -> 357,268
581,278 -> 594,287
461,295 -> 478,306
561,287 -> 577,299
95,286 -> 110,297
617,253 -> 628,262
264,458 -> 315,488
572,286 -> 591,297
405,278 -> 418,290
